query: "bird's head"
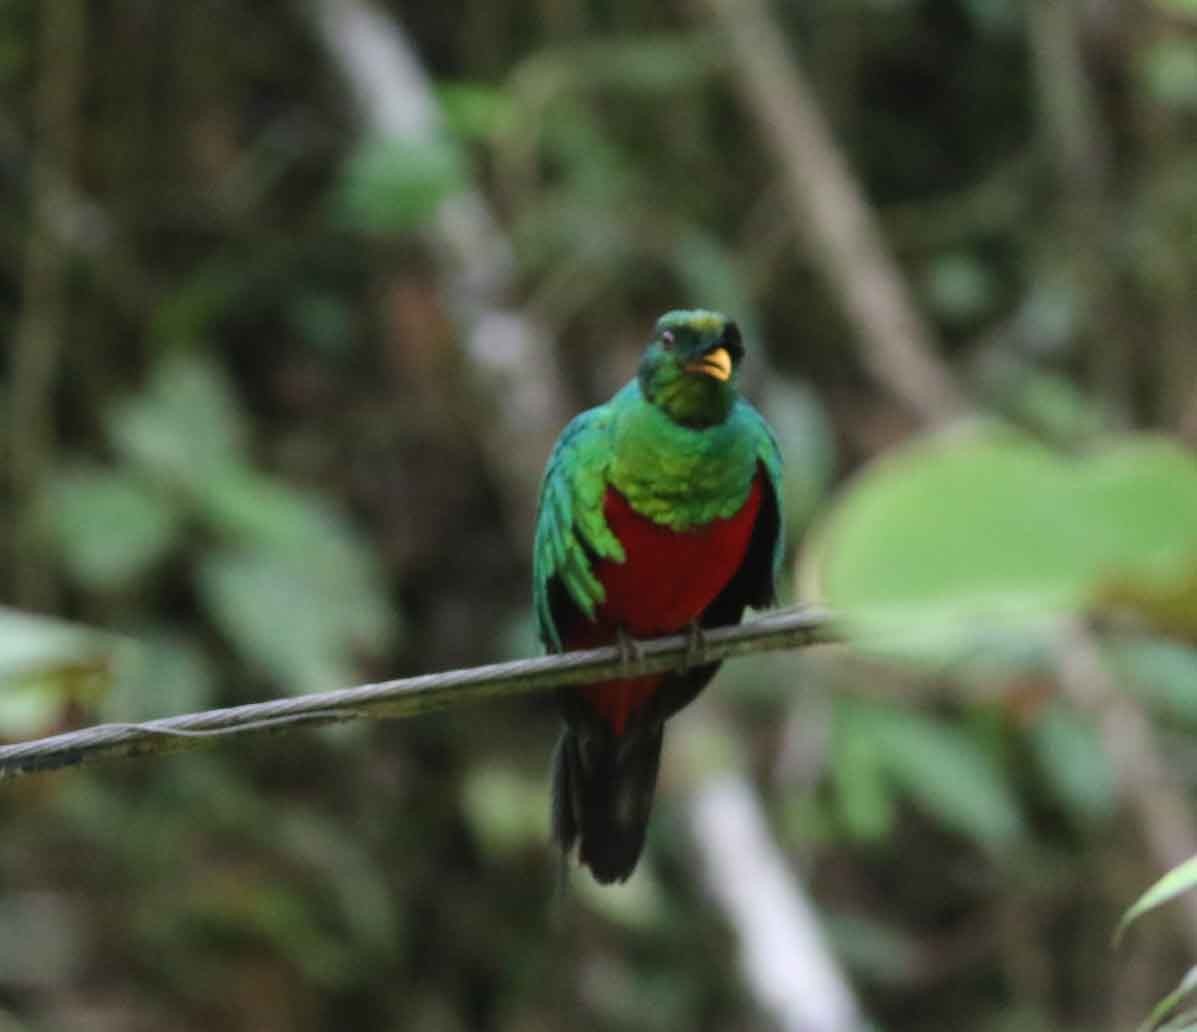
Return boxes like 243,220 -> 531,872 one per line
638,310 -> 745,428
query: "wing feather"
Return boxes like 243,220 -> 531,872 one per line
533,405 -> 622,650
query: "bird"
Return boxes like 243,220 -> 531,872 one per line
533,309 -> 783,884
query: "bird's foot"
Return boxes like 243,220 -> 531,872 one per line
681,621 -> 708,674
615,627 -> 646,678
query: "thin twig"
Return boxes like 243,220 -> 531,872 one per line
0,607 -> 834,781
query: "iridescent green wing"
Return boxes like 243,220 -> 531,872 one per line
533,402 -> 626,651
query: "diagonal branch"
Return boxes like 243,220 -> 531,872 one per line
690,774 -> 866,1031
698,0 -> 968,425
1055,620 -> 1197,955
0,607 -> 834,781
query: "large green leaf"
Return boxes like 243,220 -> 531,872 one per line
806,426 -> 1197,659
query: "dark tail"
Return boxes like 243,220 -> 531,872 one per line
551,721 -> 664,884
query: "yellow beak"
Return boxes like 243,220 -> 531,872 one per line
685,346 -> 733,382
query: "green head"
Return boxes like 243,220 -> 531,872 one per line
638,309 -> 745,428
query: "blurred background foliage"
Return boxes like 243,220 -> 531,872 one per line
4,0 -> 1197,1029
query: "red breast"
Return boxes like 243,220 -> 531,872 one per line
565,472 -> 764,734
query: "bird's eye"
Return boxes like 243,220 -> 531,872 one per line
661,330 -> 675,350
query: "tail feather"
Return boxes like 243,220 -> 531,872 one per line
551,721 -> 664,884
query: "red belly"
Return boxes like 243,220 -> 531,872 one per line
565,473 -> 764,734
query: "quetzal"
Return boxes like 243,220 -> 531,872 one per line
533,310 -> 783,883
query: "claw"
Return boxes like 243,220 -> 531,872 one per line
681,621 -> 708,674
615,627 -> 646,678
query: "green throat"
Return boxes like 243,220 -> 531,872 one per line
608,387 -> 760,532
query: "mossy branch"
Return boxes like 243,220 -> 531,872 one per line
0,607 -> 834,781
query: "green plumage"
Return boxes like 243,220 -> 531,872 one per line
533,309 -> 785,884
533,379 -> 783,650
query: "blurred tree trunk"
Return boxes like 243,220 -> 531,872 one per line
10,0 -> 88,609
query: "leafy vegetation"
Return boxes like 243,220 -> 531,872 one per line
4,0 -> 1197,1029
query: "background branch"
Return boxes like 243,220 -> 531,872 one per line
689,774 -> 866,1031
1026,0 -> 1127,418
1055,621 -> 1197,955
698,0 -> 968,426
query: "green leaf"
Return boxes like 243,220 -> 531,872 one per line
1027,702 -> 1116,823
438,82 -> 514,140
198,468 -> 363,561
865,702 -> 1022,846
0,608 -> 117,738
1139,966 -> 1197,1032
1012,372 -> 1108,446
922,251 -> 996,325
197,540 -> 393,695
103,630 -> 216,722
337,135 -> 466,234
832,699 -> 1022,845
573,860 -> 669,931
46,468 -> 182,591
1112,638 -> 1197,724
461,765 -> 548,857
831,701 -> 895,840
551,33 -> 718,96
286,293 -> 354,357
1117,856 -> 1197,946
806,427 -> 1197,661
107,353 -> 248,490
809,427 -> 1082,657
961,0 -> 1022,34
1141,39 -> 1197,110
1080,439 -> 1197,565
1157,1011 -> 1197,1032
761,378 -> 836,535
272,811 -> 400,962
199,468 -> 394,635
